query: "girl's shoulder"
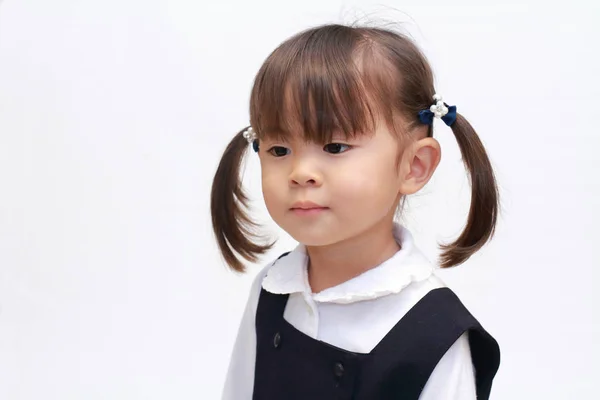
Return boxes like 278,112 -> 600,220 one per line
250,251 -> 292,290
244,252 -> 291,317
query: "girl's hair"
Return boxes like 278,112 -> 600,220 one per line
211,24 -> 499,272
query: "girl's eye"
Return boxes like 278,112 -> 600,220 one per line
323,143 -> 351,154
267,146 -> 290,157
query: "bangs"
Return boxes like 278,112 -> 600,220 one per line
249,25 -> 395,144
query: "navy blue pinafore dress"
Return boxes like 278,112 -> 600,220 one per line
252,255 -> 500,400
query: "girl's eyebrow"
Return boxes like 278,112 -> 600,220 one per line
261,134 -> 290,144
261,127 -> 291,138
331,133 -> 365,141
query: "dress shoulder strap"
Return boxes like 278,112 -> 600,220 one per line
361,288 -> 501,400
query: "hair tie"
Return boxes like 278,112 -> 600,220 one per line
418,94 -> 457,127
243,126 -> 259,152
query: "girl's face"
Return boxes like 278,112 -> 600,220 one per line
258,121 -> 405,247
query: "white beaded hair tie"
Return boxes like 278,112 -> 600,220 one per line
242,126 -> 259,152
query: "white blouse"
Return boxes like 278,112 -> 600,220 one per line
222,224 -> 477,399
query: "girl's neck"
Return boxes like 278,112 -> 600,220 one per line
305,218 -> 401,294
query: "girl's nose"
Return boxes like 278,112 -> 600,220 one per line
289,160 -> 322,187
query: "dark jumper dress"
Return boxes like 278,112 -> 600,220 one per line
252,255 -> 500,400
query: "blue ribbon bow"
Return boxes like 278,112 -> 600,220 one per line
418,104 -> 457,127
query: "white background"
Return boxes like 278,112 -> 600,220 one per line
0,0 -> 598,398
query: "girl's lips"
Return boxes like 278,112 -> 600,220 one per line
290,200 -> 325,209
290,200 -> 329,216
290,207 -> 329,216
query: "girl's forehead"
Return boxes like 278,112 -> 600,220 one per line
254,88 -> 382,143
258,116 -> 377,143
249,44 -> 391,144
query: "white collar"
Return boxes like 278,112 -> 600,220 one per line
261,223 -> 434,304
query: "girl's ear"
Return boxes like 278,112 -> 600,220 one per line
397,137 -> 441,195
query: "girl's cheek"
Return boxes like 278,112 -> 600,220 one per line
261,170 -> 288,203
262,168 -> 284,186
333,159 -> 375,187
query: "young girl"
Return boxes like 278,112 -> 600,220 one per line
212,23 -> 500,400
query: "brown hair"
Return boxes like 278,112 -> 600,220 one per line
211,24 -> 499,271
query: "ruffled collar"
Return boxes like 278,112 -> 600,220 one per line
261,223 -> 434,305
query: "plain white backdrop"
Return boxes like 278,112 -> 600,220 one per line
0,0 -> 598,398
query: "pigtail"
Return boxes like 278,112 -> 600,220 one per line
210,127 -> 273,272
440,113 -> 499,268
